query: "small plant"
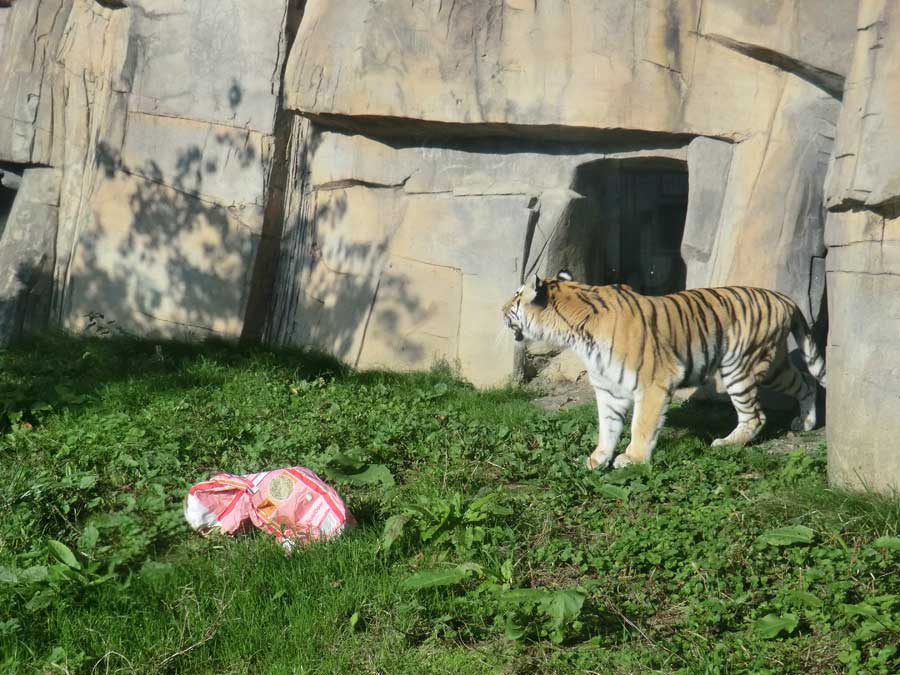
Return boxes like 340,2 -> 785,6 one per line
381,491 -> 513,556
496,586 -> 587,644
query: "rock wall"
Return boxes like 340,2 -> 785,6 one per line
275,0 -> 846,384
266,129 -> 697,385
1,0 -> 898,489
0,0 -> 298,339
0,167 -> 60,344
823,0 -> 900,493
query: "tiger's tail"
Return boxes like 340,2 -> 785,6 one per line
791,310 -> 826,387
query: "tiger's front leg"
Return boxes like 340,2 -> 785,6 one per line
613,384 -> 671,468
586,387 -> 631,470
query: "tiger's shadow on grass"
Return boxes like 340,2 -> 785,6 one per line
665,388 -> 826,447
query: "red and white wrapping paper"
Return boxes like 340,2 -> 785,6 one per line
184,467 -> 354,549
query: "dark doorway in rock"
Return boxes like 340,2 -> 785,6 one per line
551,157 -> 688,295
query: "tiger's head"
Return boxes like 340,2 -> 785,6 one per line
501,269 -> 574,343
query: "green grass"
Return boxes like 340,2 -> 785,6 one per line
1,335 -> 898,674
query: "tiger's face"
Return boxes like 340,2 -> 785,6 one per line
501,281 -> 538,342
502,270 -> 573,342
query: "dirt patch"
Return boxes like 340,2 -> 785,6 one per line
529,379 -> 594,412
762,425 -> 826,454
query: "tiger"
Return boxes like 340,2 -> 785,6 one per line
501,270 -> 827,470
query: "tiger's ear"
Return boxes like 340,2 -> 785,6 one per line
531,274 -> 549,307
556,269 -> 573,282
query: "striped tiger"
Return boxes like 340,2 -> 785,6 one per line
502,270 -> 826,470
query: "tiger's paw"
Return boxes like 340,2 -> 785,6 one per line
711,437 -> 729,447
586,450 -> 613,470
612,453 -> 635,469
790,416 -> 815,432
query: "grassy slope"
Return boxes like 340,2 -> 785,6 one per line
0,337 -> 898,674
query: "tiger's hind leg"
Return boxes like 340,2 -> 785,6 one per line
762,359 -> 818,432
713,363 -> 767,447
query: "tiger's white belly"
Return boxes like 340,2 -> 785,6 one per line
573,340 -> 637,398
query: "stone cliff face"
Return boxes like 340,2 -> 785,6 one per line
0,0 -> 897,491
821,0 -> 900,493
0,0 -> 298,341
275,0 -> 846,384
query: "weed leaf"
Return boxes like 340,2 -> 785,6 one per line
48,540 -> 81,570
324,453 -> 395,488
753,613 -> 799,639
756,525 -> 814,547
78,526 -> 99,551
544,590 -> 586,630
381,513 -> 411,553
401,564 -> 479,591
873,536 -> 900,551
597,484 -> 629,501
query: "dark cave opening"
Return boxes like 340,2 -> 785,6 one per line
552,157 -> 689,295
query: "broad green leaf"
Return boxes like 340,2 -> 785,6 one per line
401,565 -> 472,591
25,591 -> 54,612
597,484 -> 629,501
784,590 -> 822,609
349,611 -> 360,631
605,463 -> 649,485
324,454 -> 395,488
873,536 -> 900,551
756,525 -> 815,547
0,618 -> 20,637
456,562 -> 484,576
504,615 -> 526,641
843,602 -> 879,619
20,566 -> 49,584
542,590 -> 586,630
0,566 -> 18,584
856,619 -> 887,641
467,493 -> 513,519
753,613 -> 799,639
46,646 -> 67,664
500,558 -> 514,583
381,513 -> 411,553
78,474 -> 97,490
48,540 -> 81,570
500,588 -> 545,605
420,499 -> 453,542
78,525 -> 99,551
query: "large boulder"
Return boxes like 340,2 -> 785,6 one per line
0,168 -> 61,344
273,0 -> 850,383
0,0 -> 299,339
266,128 -> 697,385
285,0 -> 854,140
0,0 -> 72,165
825,0 -> 900,214
824,0 -> 900,493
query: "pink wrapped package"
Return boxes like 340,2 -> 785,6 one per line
184,467 -> 354,550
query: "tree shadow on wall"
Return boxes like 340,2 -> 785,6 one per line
66,82 -> 267,340
266,121 -> 431,369
65,84 -> 430,372
84,137 -> 260,338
